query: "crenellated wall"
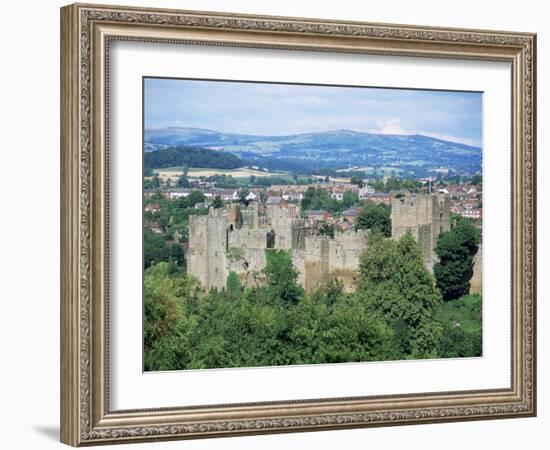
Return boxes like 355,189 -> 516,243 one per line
189,195 -> 454,292
188,204 -> 370,292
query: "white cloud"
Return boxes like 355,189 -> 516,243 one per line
376,119 -> 407,135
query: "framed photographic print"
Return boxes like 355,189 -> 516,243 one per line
60,3 -> 537,446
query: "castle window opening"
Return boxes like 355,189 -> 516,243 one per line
266,229 -> 275,249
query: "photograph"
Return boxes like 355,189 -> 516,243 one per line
142,78 -> 484,371
56,2 -> 536,446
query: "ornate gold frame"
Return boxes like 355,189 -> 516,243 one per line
60,3 -> 537,446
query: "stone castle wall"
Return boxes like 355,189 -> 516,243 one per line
228,227 -> 268,250
391,193 -> 450,269
187,204 -> 369,292
470,246 -> 483,295
187,215 -> 210,287
187,213 -> 229,290
189,194 -> 463,293
303,236 -> 331,292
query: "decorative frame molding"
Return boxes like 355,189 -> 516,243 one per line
60,3 -> 536,446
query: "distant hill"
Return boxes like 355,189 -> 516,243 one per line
144,127 -> 482,177
144,146 -> 241,170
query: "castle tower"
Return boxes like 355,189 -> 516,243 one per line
391,193 -> 450,269
303,235 -> 330,291
187,210 -> 229,289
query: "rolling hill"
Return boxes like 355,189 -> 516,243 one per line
144,127 -> 482,177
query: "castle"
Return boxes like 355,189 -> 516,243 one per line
187,193 -> 451,291
390,193 -> 451,269
187,202 -> 368,292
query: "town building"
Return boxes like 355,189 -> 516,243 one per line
305,210 -> 331,223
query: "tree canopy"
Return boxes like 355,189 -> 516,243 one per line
433,218 -> 481,300
356,232 -> 443,359
144,146 -> 241,170
262,249 -> 304,305
142,196 -> 481,371
355,201 -> 391,237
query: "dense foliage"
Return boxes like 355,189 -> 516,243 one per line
355,201 -> 391,237
368,177 -> 423,193
144,260 -> 401,371
438,294 -> 482,357
141,232 -> 482,371
434,218 -> 481,300
143,190 -> 208,268
144,146 -> 242,170
301,187 -> 363,215
143,185 -> 482,371
356,233 -> 443,359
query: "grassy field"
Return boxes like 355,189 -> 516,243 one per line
336,166 -> 375,173
311,174 -> 351,183
151,167 -> 351,184
153,166 -> 290,180
437,294 -> 482,358
438,294 -> 482,334
334,166 -> 404,176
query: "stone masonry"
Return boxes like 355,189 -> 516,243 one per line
187,203 -> 368,292
188,193 -> 453,292
391,193 -> 451,269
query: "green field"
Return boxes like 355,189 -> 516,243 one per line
437,294 -> 482,358
154,166 -> 290,179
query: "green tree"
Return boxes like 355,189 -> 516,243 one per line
144,230 -> 170,268
144,263 -> 201,371
355,201 -> 391,236
368,178 -> 386,192
239,188 -> 250,205
226,271 -> 242,300
151,173 -> 161,189
471,174 -> 482,187
285,294 -> 398,365
433,219 -> 481,300
176,175 -> 190,188
186,190 -> 205,207
318,222 -> 335,238
342,190 -> 359,208
400,179 -> 421,193
169,243 -> 185,267
356,233 -> 443,359
350,176 -> 364,188
437,294 -> 482,357
322,278 -> 344,306
263,250 -> 304,305
212,195 -> 223,209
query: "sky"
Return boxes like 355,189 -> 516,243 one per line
144,78 -> 483,147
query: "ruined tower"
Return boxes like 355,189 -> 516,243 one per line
187,210 -> 229,290
391,193 -> 451,269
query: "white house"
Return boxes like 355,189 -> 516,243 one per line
358,186 -> 375,199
